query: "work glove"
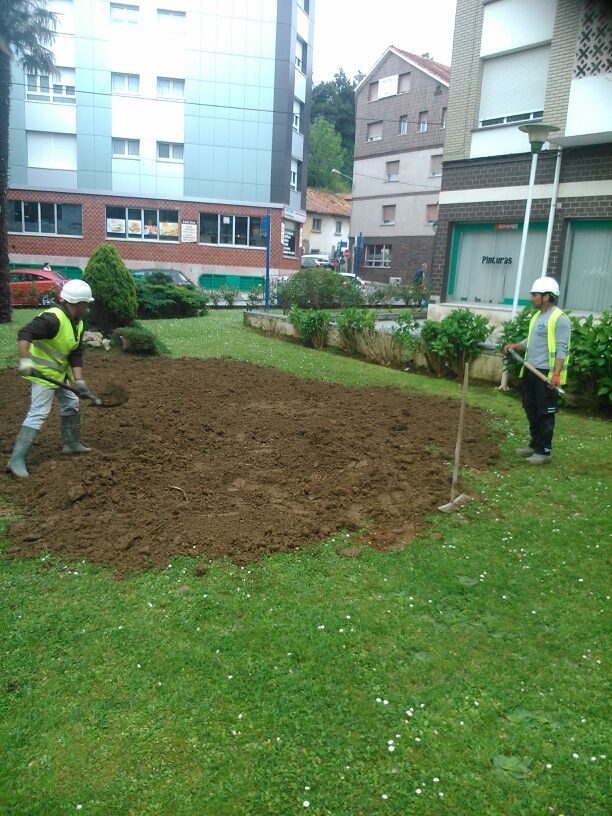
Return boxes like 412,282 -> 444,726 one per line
18,357 -> 35,376
504,343 -> 522,354
550,373 -> 561,388
73,379 -> 92,397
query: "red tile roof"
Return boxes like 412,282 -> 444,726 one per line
391,47 -> 451,84
306,188 -> 352,217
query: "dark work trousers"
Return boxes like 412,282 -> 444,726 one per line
520,368 -> 558,456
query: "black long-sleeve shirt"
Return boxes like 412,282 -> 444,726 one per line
17,304 -> 84,369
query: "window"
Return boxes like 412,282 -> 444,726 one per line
398,72 -> 411,93
112,138 -> 139,157
27,132 -> 77,170
27,69 -> 75,104
111,72 -> 139,94
418,111 -> 428,132
364,244 -> 391,268
335,220 -> 342,234
157,142 -> 184,161
290,158 -> 302,191
106,206 -> 179,241
368,81 -> 378,101
382,205 -> 396,225
440,107 -> 447,129
157,77 -> 185,98
399,115 -> 408,135
426,203 -> 438,224
562,221 -> 612,312
295,38 -> 306,72
479,45 -> 549,128
8,200 -> 83,236
110,3 -> 139,24
157,8 -> 186,30
199,213 -> 267,247
386,160 -> 399,182
366,121 -> 383,142
293,99 -> 303,132
312,217 -> 322,232
430,155 -> 443,176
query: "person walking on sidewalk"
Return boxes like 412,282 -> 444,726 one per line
504,276 -> 571,465
6,279 -> 95,478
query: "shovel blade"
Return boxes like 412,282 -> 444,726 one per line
438,493 -> 473,513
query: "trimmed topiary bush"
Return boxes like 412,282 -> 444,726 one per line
83,243 -> 137,333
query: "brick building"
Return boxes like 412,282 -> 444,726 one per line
8,0 -> 315,287
432,0 -> 612,319
351,48 -> 450,285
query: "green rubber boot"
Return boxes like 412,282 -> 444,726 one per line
61,413 -> 92,454
6,425 -> 38,478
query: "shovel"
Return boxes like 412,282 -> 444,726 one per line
438,363 -> 474,513
21,368 -> 128,408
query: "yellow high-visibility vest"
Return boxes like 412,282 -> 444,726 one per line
25,307 -> 83,388
522,307 -> 570,385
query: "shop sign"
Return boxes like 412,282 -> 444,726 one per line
181,220 -> 197,243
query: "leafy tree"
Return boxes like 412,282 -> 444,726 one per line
0,0 -> 58,323
307,117 -> 348,189
310,69 -> 362,178
83,243 -> 138,333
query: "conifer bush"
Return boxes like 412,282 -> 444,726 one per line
83,243 -> 138,333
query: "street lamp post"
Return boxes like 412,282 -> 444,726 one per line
500,122 -> 559,390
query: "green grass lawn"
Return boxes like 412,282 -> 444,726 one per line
1,309 -> 610,815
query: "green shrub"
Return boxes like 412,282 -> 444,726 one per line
111,323 -> 168,356
205,289 -> 223,308
278,269 -> 347,310
497,306 -> 534,378
568,310 -> 612,406
335,307 -> 376,356
220,287 -> 240,307
288,306 -> 330,349
395,283 -> 430,307
246,285 -> 264,309
135,281 -> 208,319
419,308 -> 493,378
83,244 -> 138,334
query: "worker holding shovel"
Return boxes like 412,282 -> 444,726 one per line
6,279 -> 95,478
504,276 -> 571,466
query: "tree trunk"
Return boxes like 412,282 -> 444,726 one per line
0,49 -> 13,323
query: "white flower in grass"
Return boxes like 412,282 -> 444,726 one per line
415,788 -> 422,795
303,801 -> 310,808
381,794 -> 388,800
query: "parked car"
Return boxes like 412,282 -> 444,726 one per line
300,254 -> 333,269
9,268 -> 67,307
129,268 -> 194,287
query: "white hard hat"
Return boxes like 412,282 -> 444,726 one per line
530,276 -> 560,297
60,279 -> 94,303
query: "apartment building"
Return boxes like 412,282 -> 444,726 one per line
432,0 -> 612,318
8,0 -> 314,286
301,188 -> 351,261
351,48 -> 450,285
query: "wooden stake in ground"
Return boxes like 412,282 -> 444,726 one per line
438,363 -> 473,513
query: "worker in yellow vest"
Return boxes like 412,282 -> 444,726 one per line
505,276 -> 571,465
6,279 -> 95,478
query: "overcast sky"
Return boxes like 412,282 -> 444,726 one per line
311,0 -> 458,85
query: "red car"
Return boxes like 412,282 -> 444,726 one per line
9,268 -> 68,307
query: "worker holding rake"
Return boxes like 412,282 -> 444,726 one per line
6,279 -> 95,479
504,276 -> 571,466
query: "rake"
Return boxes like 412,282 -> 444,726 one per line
438,362 -> 474,513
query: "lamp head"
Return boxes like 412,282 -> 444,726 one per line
518,122 -> 560,153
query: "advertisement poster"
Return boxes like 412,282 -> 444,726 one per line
107,218 -> 126,235
159,221 -> 179,238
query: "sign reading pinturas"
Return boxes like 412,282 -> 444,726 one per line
482,255 -> 513,265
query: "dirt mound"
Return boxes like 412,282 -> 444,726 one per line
1,356 -> 500,575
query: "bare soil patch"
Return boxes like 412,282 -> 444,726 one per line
1,356 -> 500,575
